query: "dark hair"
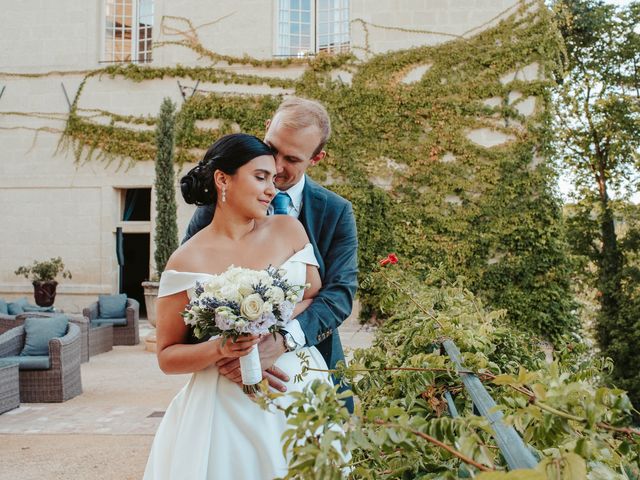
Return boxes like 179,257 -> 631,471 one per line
180,133 -> 273,206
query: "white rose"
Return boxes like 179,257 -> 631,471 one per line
262,302 -> 273,314
222,266 -> 241,283
204,276 -> 224,294
267,286 -> 285,303
240,293 -> 264,320
237,277 -> 255,296
220,284 -> 241,302
257,271 -> 274,286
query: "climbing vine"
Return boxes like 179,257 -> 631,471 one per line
59,0 -> 577,339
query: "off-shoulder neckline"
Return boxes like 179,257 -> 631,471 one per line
162,242 -> 313,277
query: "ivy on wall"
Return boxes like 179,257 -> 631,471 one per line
61,0 -> 577,339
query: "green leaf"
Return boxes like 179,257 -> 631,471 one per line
563,452 -> 587,480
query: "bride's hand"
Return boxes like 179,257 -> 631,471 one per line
216,334 -> 261,358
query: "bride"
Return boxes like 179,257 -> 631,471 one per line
143,133 -> 336,479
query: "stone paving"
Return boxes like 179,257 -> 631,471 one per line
0,313 -> 375,479
0,321 -> 185,436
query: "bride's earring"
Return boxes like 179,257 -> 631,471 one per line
222,187 -> 226,203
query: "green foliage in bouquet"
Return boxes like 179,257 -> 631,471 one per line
264,262 -> 639,479
15,257 -> 72,283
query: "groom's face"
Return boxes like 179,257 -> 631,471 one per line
264,114 -> 324,191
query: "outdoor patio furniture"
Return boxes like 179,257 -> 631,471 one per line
0,313 -> 19,331
0,320 -> 82,402
0,359 -> 19,414
0,312 -> 98,363
0,298 -> 55,332
83,297 -> 139,346
88,323 -> 114,357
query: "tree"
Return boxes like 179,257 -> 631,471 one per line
154,97 -> 179,276
553,0 -> 640,405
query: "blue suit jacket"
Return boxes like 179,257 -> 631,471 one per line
182,176 -> 359,371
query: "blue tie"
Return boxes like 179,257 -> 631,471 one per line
272,192 -> 290,215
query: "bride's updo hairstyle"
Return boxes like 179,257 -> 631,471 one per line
180,133 -> 273,206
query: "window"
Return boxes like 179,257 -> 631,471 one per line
121,188 -> 151,221
104,0 -> 154,63
276,0 -> 349,57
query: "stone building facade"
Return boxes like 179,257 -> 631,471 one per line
0,0 -> 523,312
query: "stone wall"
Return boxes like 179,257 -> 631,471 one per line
0,0 -> 521,312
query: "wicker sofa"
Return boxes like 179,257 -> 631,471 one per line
0,322 -> 83,402
83,298 -> 139,346
0,312 -> 113,362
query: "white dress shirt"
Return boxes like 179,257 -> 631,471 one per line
269,176 -> 307,348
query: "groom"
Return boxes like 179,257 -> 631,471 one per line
182,97 -> 358,411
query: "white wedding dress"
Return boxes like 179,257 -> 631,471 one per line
143,243 -> 335,480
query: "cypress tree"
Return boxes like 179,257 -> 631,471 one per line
153,97 -> 178,276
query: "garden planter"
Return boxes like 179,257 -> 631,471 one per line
33,280 -> 58,307
142,281 -> 159,327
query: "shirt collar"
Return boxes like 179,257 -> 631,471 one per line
281,175 -> 305,215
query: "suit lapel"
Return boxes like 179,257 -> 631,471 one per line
300,177 -> 326,237
300,176 -> 327,275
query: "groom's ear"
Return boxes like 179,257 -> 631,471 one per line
309,150 -> 326,167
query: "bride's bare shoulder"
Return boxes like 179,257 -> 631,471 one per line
165,237 -> 206,272
261,215 -> 309,248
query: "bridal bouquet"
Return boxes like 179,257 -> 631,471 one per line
181,265 -> 306,393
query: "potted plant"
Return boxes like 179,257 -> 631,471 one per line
15,257 -> 72,307
142,97 -> 179,329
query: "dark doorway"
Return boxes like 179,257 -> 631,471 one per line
121,233 -> 150,315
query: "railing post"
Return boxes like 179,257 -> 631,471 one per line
441,339 -> 538,470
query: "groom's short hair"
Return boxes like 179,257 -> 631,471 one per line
273,97 -> 331,156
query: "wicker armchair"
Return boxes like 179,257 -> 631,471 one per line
0,360 -> 19,414
0,313 -> 19,334
0,323 -> 83,402
1,311 -> 64,334
0,312 -> 105,363
83,298 -> 139,346
0,313 -> 16,321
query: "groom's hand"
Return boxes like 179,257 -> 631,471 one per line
215,334 -> 289,391
259,334 -> 289,391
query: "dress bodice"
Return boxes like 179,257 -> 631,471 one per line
157,243 -> 319,299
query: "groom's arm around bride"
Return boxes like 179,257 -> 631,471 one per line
183,97 -> 358,410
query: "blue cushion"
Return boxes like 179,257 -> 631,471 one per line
93,318 -> 127,327
0,358 -> 18,369
3,355 -> 50,370
7,297 -> 29,315
23,304 -> 55,313
98,294 -> 127,319
20,315 -> 69,357
0,299 -> 8,315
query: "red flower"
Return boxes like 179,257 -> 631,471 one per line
379,253 -> 399,266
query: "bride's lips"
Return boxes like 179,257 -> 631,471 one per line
259,199 -> 271,206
